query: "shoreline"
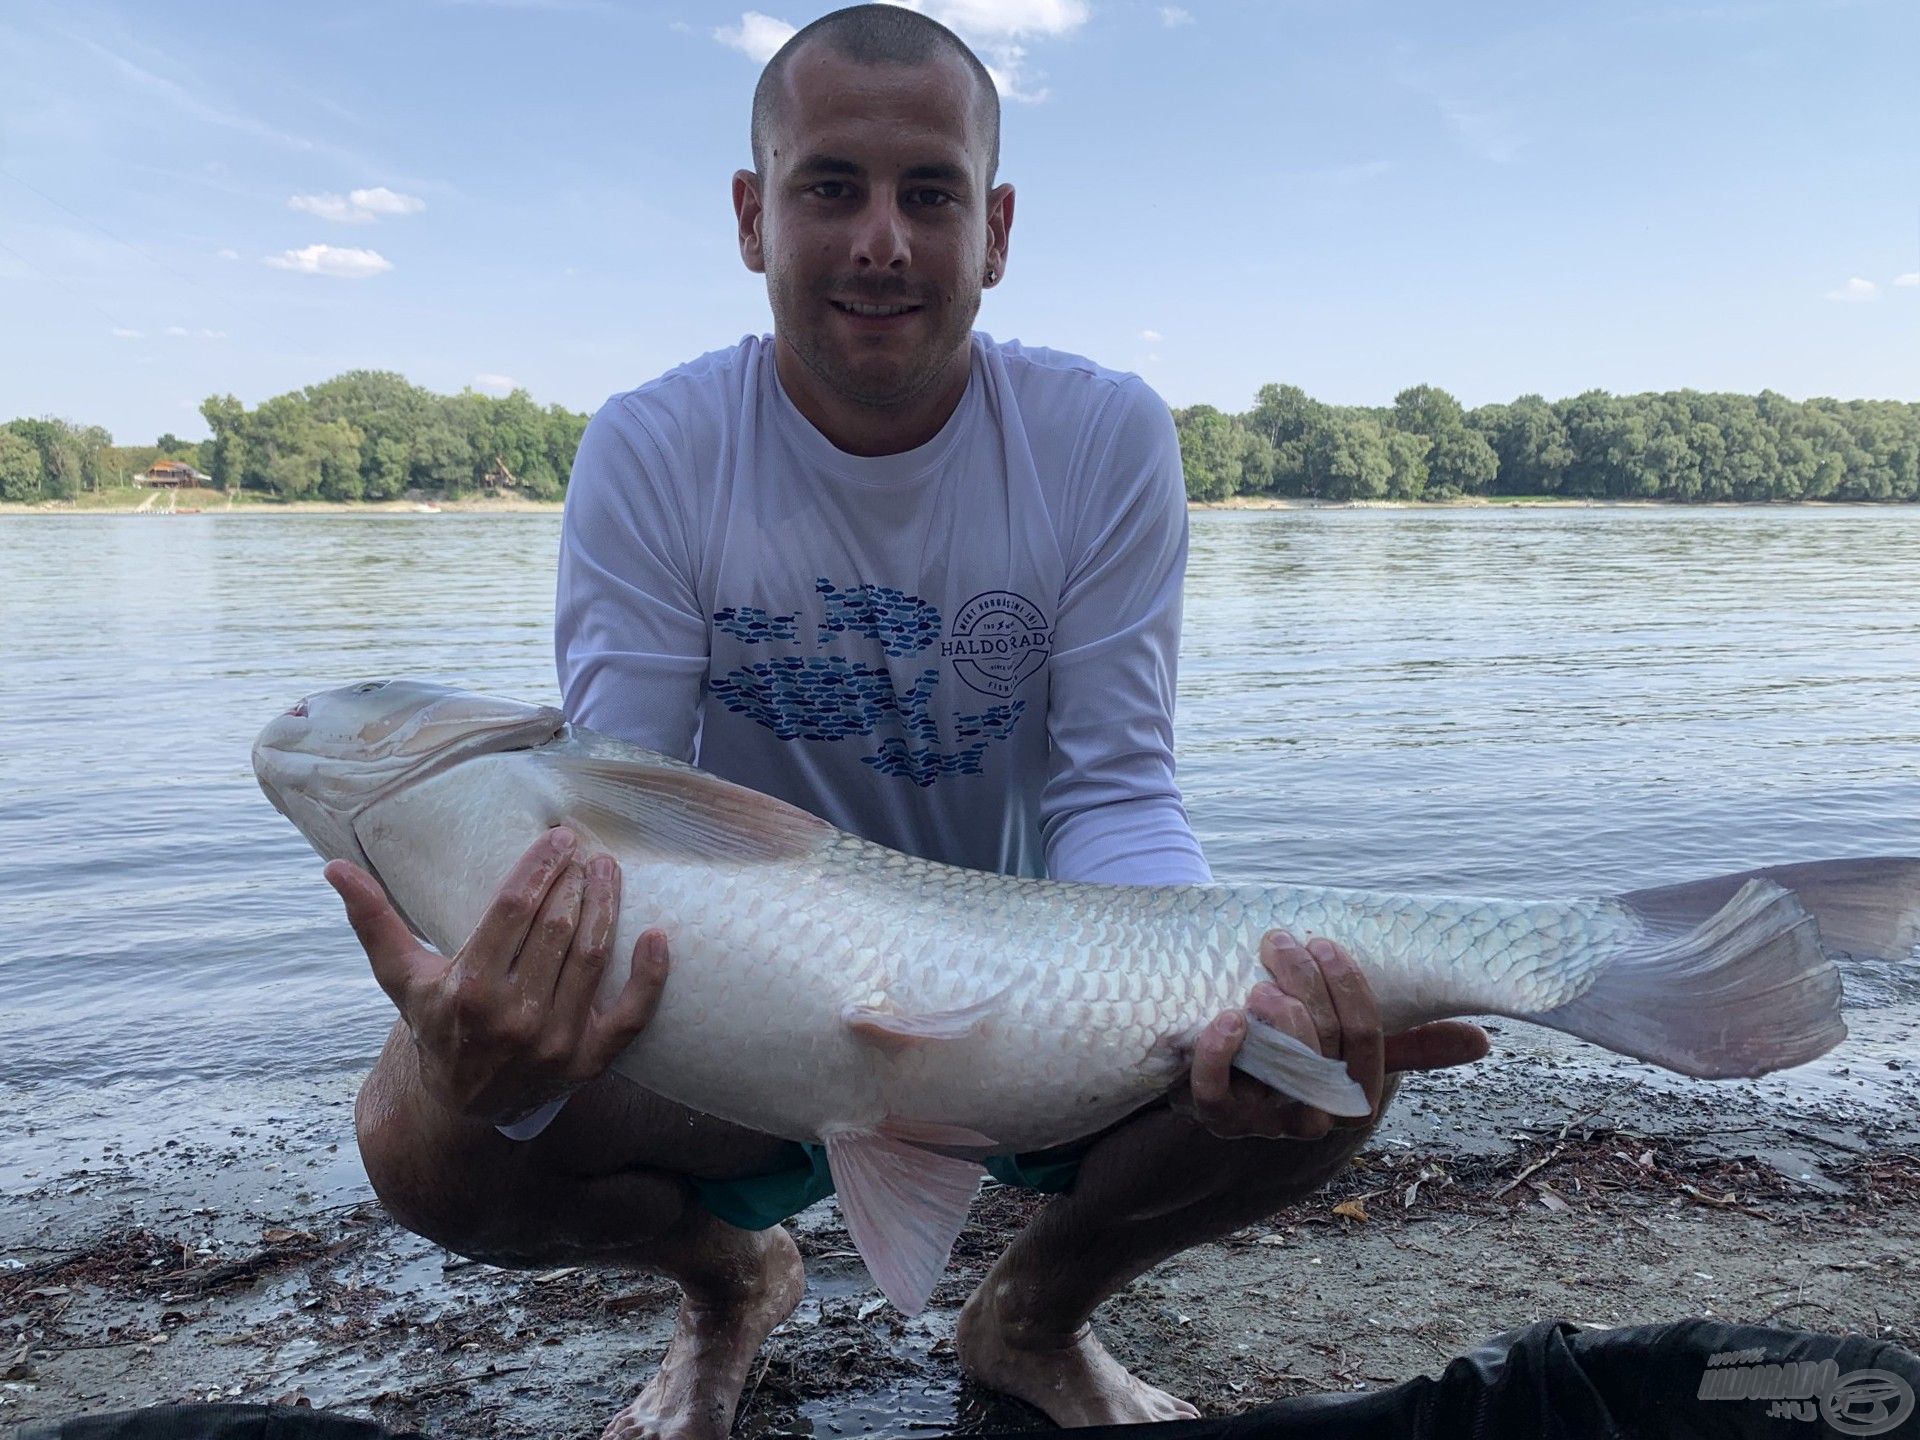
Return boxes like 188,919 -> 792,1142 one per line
4,1047 -> 1914,1437
4,495 -> 1911,517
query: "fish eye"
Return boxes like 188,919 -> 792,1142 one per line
355,681 -> 386,695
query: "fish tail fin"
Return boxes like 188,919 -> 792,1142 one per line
1523,858 -> 1920,1077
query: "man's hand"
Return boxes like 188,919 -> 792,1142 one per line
1174,931 -> 1489,1141
324,827 -> 667,1125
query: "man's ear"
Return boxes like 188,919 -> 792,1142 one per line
733,169 -> 766,274
984,182 -> 1015,286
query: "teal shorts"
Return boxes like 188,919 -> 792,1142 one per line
691,1140 -> 1087,1232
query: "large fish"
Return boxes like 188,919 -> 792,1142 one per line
254,680 -> 1920,1314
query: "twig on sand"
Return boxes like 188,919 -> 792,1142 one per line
343,1362 -> 530,1407
1490,1145 -> 1565,1200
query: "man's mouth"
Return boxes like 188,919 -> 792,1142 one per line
831,300 -> 921,318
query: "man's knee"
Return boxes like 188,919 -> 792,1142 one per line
353,1064 -> 560,1264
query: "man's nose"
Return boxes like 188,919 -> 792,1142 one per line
849,195 -> 911,270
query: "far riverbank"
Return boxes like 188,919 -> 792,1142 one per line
2,491 -> 1899,517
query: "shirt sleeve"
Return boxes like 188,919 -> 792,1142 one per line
1040,379 -> 1213,887
510,400 -> 710,1143
554,397 -> 710,760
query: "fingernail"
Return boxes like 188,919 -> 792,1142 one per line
1252,982 -> 1283,1007
1217,1013 -> 1245,1037
1307,937 -> 1335,961
552,827 -> 577,853
1273,930 -> 1297,948
589,855 -> 613,882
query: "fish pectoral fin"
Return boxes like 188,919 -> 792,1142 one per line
551,757 -> 830,864
1230,1019 -> 1373,1119
823,1128 -> 984,1317
842,987 -> 1009,1050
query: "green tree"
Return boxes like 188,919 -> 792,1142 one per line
1174,405 -> 1248,501
0,428 -> 43,501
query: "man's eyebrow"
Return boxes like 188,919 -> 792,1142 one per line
787,154 -> 972,187
791,154 -> 863,178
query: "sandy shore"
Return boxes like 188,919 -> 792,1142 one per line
4,1024 -> 1915,1438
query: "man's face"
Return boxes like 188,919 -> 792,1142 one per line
735,45 -> 1013,412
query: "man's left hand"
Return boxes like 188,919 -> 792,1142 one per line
1172,931 -> 1490,1141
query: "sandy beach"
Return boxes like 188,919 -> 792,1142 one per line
4,1032 -> 1915,1438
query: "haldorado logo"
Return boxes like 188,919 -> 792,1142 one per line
941,591 -> 1052,699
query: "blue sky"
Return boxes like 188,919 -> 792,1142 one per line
2,0 -> 1915,444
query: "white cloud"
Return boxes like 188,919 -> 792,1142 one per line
716,11 -> 796,62
350,186 -> 425,218
918,0 -> 1088,38
1140,328 -> 1163,343
1160,6 -> 1193,25
111,327 -> 144,339
164,325 -> 227,339
1824,276 -> 1878,303
289,186 -> 425,224
1895,272 -> 1920,288
473,373 -> 519,395
216,247 -> 240,260
263,244 -> 393,279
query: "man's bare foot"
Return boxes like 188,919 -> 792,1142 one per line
601,1225 -> 805,1440
954,1283 -> 1201,1427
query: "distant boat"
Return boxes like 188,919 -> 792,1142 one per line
412,502 -> 441,514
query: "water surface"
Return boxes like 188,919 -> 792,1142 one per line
2,507 -> 1917,1177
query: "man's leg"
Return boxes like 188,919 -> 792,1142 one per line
956,1076 -> 1398,1426
355,1021 -> 806,1440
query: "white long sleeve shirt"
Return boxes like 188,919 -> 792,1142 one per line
554,330 -> 1211,886
504,332 -> 1209,1141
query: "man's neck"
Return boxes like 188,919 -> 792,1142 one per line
773,337 -> 972,457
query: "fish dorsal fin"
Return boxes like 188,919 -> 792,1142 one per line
548,756 -> 831,865
842,986 -> 1010,1051
823,1127 -> 985,1316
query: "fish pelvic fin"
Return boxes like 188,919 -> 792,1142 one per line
1230,1020 -> 1372,1118
1532,874 -> 1853,1078
823,1127 -> 985,1316
548,756 -> 831,864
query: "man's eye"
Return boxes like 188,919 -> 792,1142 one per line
808,181 -> 850,200
908,189 -> 952,208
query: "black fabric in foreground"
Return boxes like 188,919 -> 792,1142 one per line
1008,1319 -> 1919,1440
11,1404 -> 423,1440
11,1318 -> 1916,1439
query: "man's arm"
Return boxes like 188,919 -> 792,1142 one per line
1040,379 -> 1211,887
479,399 -> 716,1141
555,397 -> 711,758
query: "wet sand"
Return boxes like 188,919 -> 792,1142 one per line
4,1011 -> 1916,1438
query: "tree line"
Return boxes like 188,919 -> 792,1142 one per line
5,374 -> 1919,505
0,372 -> 589,503
1173,384 -> 1920,502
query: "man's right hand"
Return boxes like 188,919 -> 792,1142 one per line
324,827 -> 668,1125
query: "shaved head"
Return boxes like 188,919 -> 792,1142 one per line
751,4 -> 1000,182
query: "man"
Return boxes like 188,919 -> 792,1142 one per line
325,8 -> 1489,1436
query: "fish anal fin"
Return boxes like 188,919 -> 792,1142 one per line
549,756 -> 830,865
823,1128 -> 984,1316
1231,1019 -> 1373,1118
842,987 -> 1008,1051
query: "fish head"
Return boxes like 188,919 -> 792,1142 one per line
253,679 -> 565,869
